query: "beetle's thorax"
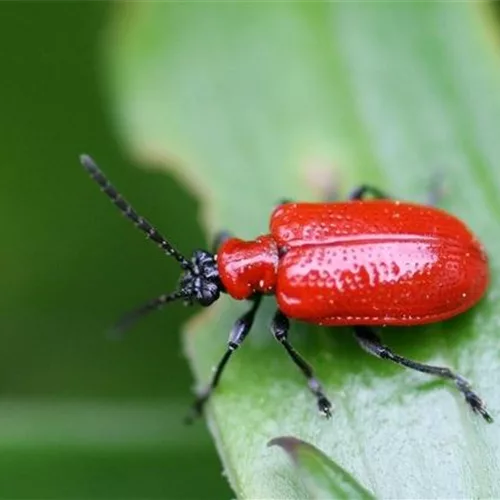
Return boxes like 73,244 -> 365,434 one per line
217,235 -> 279,299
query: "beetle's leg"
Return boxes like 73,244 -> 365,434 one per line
349,178 -> 445,205
348,185 -> 390,200
212,230 -> 233,253
185,295 -> 263,423
274,198 -> 294,210
353,326 -> 493,422
271,310 -> 332,418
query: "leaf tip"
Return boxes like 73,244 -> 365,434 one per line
267,435 -> 304,463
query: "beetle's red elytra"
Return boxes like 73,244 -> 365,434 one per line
80,155 -> 492,423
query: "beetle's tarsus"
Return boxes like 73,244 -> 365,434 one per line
454,375 -> 493,423
464,391 -> 493,423
184,390 -> 210,425
318,397 -> 333,418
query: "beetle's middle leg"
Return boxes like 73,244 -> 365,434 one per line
270,310 -> 332,417
353,325 -> 492,422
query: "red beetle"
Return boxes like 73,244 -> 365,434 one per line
80,155 -> 492,422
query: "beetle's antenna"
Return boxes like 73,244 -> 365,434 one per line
109,290 -> 187,338
80,154 -> 192,270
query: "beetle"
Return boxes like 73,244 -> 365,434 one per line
80,154 -> 492,423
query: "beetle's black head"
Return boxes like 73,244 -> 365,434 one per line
178,249 -> 223,306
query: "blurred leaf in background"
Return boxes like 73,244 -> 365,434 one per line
0,2 -> 228,499
108,2 -> 500,499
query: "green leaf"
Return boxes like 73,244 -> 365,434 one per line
269,436 -> 375,499
106,3 -> 500,498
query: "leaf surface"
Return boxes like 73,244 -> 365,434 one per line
107,3 -> 500,498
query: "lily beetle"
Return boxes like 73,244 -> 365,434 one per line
80,155 -> 492,423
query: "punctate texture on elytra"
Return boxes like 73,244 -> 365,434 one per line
219,201 -> 488,326
271,201 -> 488,325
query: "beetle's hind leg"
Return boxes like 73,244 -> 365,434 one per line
348,185 -> 391,200
353,326 -> 492,422
271,310 -> 332,418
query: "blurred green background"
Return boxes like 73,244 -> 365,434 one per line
0,3 -> 229,498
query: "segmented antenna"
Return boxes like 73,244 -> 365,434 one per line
80,154 -> 192,270
109,290 -> 186,337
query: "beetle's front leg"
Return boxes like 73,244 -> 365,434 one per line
353,326 -> 493,422
270,310 -> 332,418
185,294 -> 263,423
